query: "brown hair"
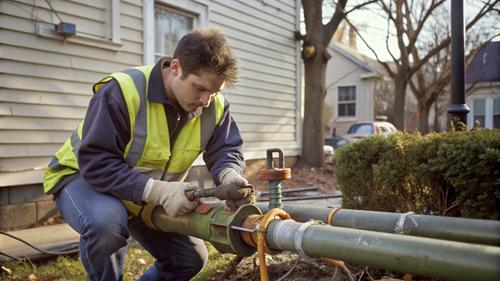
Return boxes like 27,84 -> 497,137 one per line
173,27 -> 238,87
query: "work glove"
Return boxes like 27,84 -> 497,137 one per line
224,195 -> 254,212
142,179 -> 198,217
218,168 -> 254,211
219,168 -> 248,186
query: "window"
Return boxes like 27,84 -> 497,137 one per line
154,6 -> 194,62
379,125 -> 390,135
338,86 -> 356,117
473,99 -> 485,128
494,99 -> 500,128
348,124 -> 373,134
144,0 -> 208,65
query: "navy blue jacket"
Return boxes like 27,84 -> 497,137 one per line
62,59 -> 244,204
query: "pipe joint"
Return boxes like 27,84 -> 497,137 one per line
294,220 -> 317,258
394,212 -> 417,235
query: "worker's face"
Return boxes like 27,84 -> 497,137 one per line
170,59 -> 225,113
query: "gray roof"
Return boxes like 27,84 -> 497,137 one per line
466,41 -> 500,84
329,42 -> 388,76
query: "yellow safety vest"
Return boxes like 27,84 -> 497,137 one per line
43,65 -> 225,195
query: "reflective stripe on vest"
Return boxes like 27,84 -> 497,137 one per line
120,68 -> 148,167
43,65 -> 226,193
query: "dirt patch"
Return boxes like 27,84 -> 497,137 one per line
211,252 -> 412,281
212,253 -> 335,281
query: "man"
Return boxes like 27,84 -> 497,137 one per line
43,27 -> 251,281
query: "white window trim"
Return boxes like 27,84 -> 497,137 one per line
35,1 -> 121,51
143,0 -> 209,65
110,0 -> 121,44
467,94 -> 500,129
337,117 -> 357,122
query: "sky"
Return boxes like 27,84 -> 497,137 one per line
323,1 -> 499,62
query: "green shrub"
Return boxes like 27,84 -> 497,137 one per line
336,129 -> 500,219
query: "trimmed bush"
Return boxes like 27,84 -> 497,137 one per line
336,129 -> 500,219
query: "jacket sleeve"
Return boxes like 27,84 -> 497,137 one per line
78,80 -> 149,204
203,102 -> 245,184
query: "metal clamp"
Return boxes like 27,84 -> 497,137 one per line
394,212 -> 415,234
294,220 -> 316,258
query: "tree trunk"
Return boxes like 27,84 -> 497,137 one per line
301,54 -> 327,167
393,75 -> 408,130
433,101 -> 440,131
417,101 -> 430,134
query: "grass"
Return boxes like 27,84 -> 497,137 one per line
0,242 -> 235,281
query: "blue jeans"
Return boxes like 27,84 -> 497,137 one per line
56,177 -> 208,281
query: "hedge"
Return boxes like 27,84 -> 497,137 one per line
335,129 -> 500,220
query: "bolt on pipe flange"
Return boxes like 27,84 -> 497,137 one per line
258,148 -> 291,209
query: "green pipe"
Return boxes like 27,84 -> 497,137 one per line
268,180 -> 283,208
266,220 -> 500,281
257,203 -> 500,246
130,203 -> 500,281
140,203 -> 261,257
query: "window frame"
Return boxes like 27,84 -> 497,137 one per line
153,5 -> 196,61
494,98 -> 500,128
143,0 -> 209,65
337,85 -> 356,118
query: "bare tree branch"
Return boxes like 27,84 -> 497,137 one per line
322,0 -> 347,46
345,0 -> 378,16
379,0 -> 396,22
384,1 -> 399,64
344,16 -> 395,77
465,0 -> 499,30
407,0 -> 446,54
411,0 -> 498,75
410,37 -> 449,76
408,75 -> 419,98
395,0 -> 410,67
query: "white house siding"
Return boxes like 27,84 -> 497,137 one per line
0,0 -> 143,187
207,0 -> 301,160
324,45 -> 375,136
0,0 -> 301,187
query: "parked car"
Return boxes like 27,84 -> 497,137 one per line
324,135 -> 348,149
342,121 -> 397,143
323,120 -> 397,156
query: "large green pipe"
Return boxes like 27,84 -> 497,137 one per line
131,203 -> 261,257
257,203 -> 500,246
266,220 -> 500,281
132,203 -> 500,281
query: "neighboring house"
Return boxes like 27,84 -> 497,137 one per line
324,41 -> 383,136
465,41 -> 500,129
0,0 -> 302,229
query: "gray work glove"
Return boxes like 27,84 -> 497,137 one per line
219,168 -> 248,186
142,179 -> 198,217
218,168 -> 254,211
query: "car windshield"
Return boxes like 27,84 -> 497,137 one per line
348,124 -> 373,134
